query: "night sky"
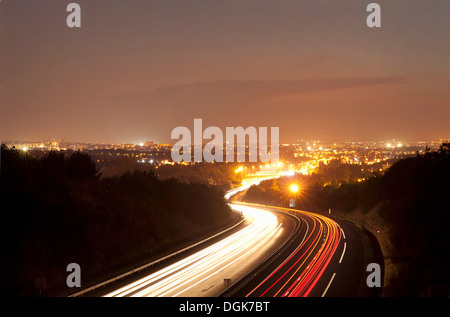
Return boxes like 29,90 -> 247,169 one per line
1,0 -> 449,144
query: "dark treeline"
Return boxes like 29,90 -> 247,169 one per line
243,142 -> 450,296
0,145 -> 239,296
85,152 -> 242,191
156,162 -> 241,191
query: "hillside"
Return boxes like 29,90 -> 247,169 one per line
0,145 -> 240,296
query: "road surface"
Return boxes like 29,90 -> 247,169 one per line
102,204 -> 298,297
99,185 -> 381,297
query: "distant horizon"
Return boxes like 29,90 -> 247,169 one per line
3,136 -> 448,146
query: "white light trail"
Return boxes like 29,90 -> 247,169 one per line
104,204 -> 280,297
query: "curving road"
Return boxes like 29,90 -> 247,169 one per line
226,203 -> 380,297
100,184 -> 379,297
103,204 -> 295,297
234,205 -> 344,297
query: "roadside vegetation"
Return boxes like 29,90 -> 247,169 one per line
1,145 -> 240,296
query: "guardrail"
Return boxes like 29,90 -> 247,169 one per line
69,217 -> 245,297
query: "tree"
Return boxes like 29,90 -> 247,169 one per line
67,151 -> 98,178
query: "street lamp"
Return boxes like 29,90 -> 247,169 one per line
287,183 -> 300,207
235,166 -> 244,184
289,183 -> 299,194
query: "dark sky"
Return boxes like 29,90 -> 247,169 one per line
1,0 -> 449,144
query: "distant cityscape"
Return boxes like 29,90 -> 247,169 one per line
3,138 -> 446,180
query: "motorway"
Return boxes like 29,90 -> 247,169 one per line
227,204 -> 371,297
100,185 -> 380,297
103,203 -> 296,297
241,206 -> 344,297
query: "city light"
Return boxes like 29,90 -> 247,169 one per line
235,166 -> 244,173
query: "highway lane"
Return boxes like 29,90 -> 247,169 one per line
103,204 -> 299,297
226,183 -> 371,297
232,205 -> 344,297
226,203 -> 378,297
321,218 -> 382,297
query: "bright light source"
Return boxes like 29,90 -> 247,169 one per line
289,184 -> 299,193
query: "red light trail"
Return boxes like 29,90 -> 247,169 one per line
245,208 -> 343,297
